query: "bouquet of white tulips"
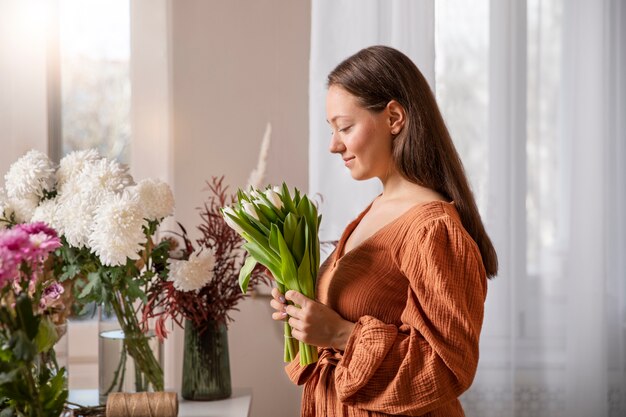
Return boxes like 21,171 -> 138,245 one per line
222,184 -> 320,366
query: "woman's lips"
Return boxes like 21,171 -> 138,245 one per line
343,156 -> 355,167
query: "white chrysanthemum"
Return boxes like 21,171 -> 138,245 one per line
4,149 -> 55,200
31,198 -> 62,231
56,149 -> 102,192
4,196 -> 39,223
77,157 -> 134,196
56,190 -> 109,248
89,193 -> 147,266
128,179 -> 175,221
167,248 -> 216,292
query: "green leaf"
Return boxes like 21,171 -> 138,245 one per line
124,277 -> 146,303
14,294 -> 37,340
242,242 -> 282,283
254,202 -> 278,223
291,218 -> 306,265
225,210 -> 268,245
297,230 -> 314,298
246,212 -> 271,235
41,369 -> 68,414
293,187 -> 301,206
35,318 -> 58,353
269,224 -> 281,256
255,191 -> 286,220
59,264 -> 80,281
9,331 -> 36,362
0,369 -> 19,385
280,183 -> 296,213
78,272 -> 101,299
275,228 -> 300,293
238,256 -> 258,294
283,213 -> 298,248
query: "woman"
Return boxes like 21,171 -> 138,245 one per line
270,45 -> 497,417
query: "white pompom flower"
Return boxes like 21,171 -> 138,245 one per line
167,248 -> 216,292
89,193 -> 147,266
4,149 -> 55,200
31,198 -> 62,231
56,190 -> 109,249
4,196 -> 39,223
56,149 -> 102,192
128,179 -> 175,221
77,157 -> 134,196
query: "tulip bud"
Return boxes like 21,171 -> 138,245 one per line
222,207 -> 245,234
242,202 -> 260,221
265,189 -> 283,210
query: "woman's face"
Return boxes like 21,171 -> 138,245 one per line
326,85 -> 394,181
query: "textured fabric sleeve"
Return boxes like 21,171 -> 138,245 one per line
285,350 -> 320,385
334,218 -> 487,416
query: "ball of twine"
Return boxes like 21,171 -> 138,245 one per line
106,392 -> 178,417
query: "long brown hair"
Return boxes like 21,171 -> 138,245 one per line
328,45 -> 498,278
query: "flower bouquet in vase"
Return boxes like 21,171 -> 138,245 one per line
142,176 -> 269,400
0,149 -> 175,403
0,222 -> 69,417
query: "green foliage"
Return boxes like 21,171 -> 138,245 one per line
0,290 -> 68,417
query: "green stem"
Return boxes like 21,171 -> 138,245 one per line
109,294 -> 164,391
23,366 -> 44,417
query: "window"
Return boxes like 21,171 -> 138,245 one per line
59,0 -> 131,164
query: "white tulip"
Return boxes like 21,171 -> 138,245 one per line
222,207 -> 245,234
265,189 -> 283,210
242,201 -> 260,221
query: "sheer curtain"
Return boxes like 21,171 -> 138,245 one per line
309,0 -> 626,416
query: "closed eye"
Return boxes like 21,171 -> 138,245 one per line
338,125 -> 352,133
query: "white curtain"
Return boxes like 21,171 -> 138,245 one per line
309,0 -> 626,416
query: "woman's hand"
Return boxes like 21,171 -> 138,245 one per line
270,288 -> 355,350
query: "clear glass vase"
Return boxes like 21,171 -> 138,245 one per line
98,305 -> 163,404
182,319 -> 232,401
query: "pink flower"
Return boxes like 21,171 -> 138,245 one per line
0,228 -> 30,253
16,221 -> 57,238
15,222 -> 61,257
39,281 -> 65,310
0,246 -> 18,289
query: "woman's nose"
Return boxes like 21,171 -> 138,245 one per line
328,132 -> 345,154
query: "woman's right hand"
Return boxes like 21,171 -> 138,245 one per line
270,287 -> 288,321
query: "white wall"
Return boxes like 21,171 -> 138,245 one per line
169,1 -> 310,416
0,0 -> 51,173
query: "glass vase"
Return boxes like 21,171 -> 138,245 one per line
182,319 -> 232,401
98,305 -> 163,404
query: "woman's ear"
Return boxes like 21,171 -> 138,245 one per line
386,100 -> 406,135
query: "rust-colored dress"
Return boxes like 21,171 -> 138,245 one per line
285,201 -> 487,417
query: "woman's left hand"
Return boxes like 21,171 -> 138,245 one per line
284,290 -> 356,351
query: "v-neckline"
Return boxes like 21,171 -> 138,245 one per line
333,199 -> 453,265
